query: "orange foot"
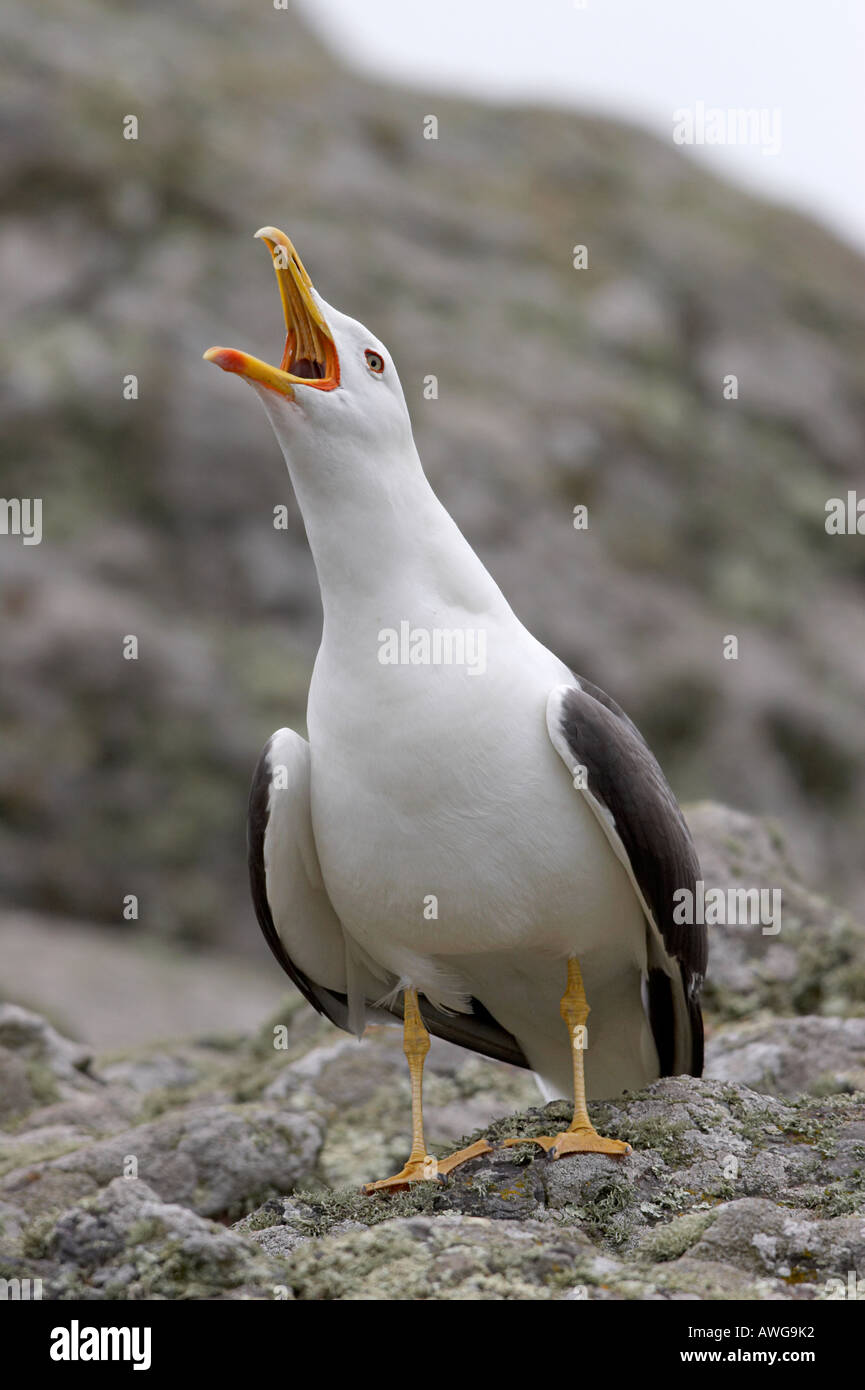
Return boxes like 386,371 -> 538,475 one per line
502,1127 -> 631,1159
362,1138 -> 493,1194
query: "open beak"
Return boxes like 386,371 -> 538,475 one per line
203,227 -> 339,398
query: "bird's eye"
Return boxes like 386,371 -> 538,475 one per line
365,350 -> 385,374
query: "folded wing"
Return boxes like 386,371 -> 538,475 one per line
547,679 -> 707,1076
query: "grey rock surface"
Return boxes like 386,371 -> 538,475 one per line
706,1016 -> 865,1096
1,806 -> 864,1299
40,1178 -> 283,1301
0,1005 -> 98,1123
2,1103 -> 322,1222
688,803 -> 865,1023
0,1005 -> 862,1298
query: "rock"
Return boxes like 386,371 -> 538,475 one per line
707,1016 -> 865,1096
0,1052 -> 39,1124
279,1214 -> 597,1301
689,804 -> 865,1021
35,1178 -> 286,1300
0,1005 -> 97,1120
2,1104 -> 322,1222
2,812 -> 865,1300
100,1054 -> 201,1094
688,1197 -> 865,1294
231,1076 -> 864,1300
0,1004 -> 94,1087
0,999 -> 862,1299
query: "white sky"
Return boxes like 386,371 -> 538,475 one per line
298,0 -> 865,254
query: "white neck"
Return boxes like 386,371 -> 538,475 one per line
280,434 -> 515,647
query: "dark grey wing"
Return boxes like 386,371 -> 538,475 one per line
250,728 -> 530,1071
547,678 -> 706,1076
417,996 -> 530,1070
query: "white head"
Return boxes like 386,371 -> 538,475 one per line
204,227 -> 417,494
204,227 -> 501,627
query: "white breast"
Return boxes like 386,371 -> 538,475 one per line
305,620 -> 646,1014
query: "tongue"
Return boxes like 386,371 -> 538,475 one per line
291,358 -> 324,379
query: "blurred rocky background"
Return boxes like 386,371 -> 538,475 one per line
2,0 -> 865,971
1,806 -> 864,1300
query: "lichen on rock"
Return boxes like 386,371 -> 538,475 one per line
1,807 -> 864,1299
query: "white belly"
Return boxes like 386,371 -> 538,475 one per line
306,639 -> 655,1095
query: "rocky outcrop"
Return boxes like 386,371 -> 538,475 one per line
1,806 -> 863,1299
707,1017 -> 865,1096
2,1023 -> 862,1300
690,803 -> 865,1024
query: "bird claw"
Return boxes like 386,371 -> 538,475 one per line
549,1128 -> 631,1158
503,1129 -> 631,1159
362,1138 -> 493,1194
362,1157 -> 440,1195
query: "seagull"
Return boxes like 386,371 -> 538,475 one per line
205,227 -> 707,1192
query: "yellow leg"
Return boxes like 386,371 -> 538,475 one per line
503,958 -> 631,1160
362,988 -> 492,1194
